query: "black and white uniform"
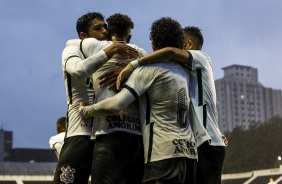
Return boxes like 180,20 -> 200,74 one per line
79,61 -> 198,183
53,41 -> 111,184
76,38 -> 147,139
80,38 -> 147,184
125,62 -> 197,183
188,50 -> 225,184
49,131 -> 65,160
125,62 -> 197,163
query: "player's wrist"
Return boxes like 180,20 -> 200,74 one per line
130,59 -> 139,69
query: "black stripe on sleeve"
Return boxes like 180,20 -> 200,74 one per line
123,85 -> 138,99
80,40 -> 86,59
197,69 -> 203,106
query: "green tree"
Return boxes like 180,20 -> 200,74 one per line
222,116 -> 282,173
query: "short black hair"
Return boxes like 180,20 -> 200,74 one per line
150,17 -> 184,50
183,26 -> 204,48
106,13 -> 134,40
76,12 -> 105,37
56,117 -> 66,133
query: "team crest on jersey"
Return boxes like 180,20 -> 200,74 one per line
60,166 -> 75,184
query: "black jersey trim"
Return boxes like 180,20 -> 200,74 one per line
66,73 -> 72,104
145,92 -> 153,162
64,55 -> 80,105
197,69 -> 203,106
147,122 -> 154,163
145,92 -> 151,125
65,104 -> 70,137
203,104 -> 207,128
80,40 -> 86,59
186,51 -> 193,70
65,55 -> 80,66
123,85 -> 138,99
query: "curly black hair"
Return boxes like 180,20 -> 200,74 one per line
149,17 -> 184,50
183,26 -> 204,48
106,13 -> 134,41
76,12 -> 105,37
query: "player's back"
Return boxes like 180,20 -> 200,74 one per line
126,61 -> 197,163
90,42 -> 147,139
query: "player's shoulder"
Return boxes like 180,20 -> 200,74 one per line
66,39 -> 81,47
82,38 -> 111,46
127,43 -> 147,57
189,50 -> 210,59
62,45 -> 82,58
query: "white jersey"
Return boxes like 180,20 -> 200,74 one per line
62,40 -> 109,138
125,62 -> 197,164
49,132 -> 65,159
80,38 -> 147,139
188,50 -> 225,146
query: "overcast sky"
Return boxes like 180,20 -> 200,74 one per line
1,0 -> 282,149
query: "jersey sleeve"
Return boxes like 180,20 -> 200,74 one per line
79,89 -> 136,118
81,38 -> 111,58
127,43 -> 148,58
188,50 -> 211,71
49,135 -> 61,150
65,39 -> 81,47
62,45 -> 108,79
124,66 -> 156,97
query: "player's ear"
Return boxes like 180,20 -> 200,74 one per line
185,39 -> 193,50
126,34 -> 132,43
79,32 -> 88,39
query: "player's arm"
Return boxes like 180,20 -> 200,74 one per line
98,45 -> 148,87
63,46 -> 108,79
138,47 -> 190,66
53,142 -> 63,159
79,88 -> 136,119
64,38 -> 139,79
102,37 -> 139,59
116,47 -> 192,90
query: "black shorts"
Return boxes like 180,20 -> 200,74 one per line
196,141 -> 225,184
53,135 -> 94,184
91,132 -> 144,184
143,157 -> 197,184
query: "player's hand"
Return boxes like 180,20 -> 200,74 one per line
116,63 -> 134,90
97,65 -> 126,87
106,36 -> 139,59
80,102 -> 87,106
222,135 -> 228,147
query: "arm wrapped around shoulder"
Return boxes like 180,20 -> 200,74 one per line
78,89 -> 136,119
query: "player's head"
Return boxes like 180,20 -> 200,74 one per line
56,117 -> 66,134
149,17 -> 184,51
106,13 -> 134,43
76,12 -> 108,40
183,26 -> 204,50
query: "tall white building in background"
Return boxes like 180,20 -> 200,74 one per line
215,64 -> 282,133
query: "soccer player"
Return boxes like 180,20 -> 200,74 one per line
53,12 -> 138,184
83,13 -> 147,184
49,117 -> 66,160
116,26 -> 226,184
79,17 -> 198,184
